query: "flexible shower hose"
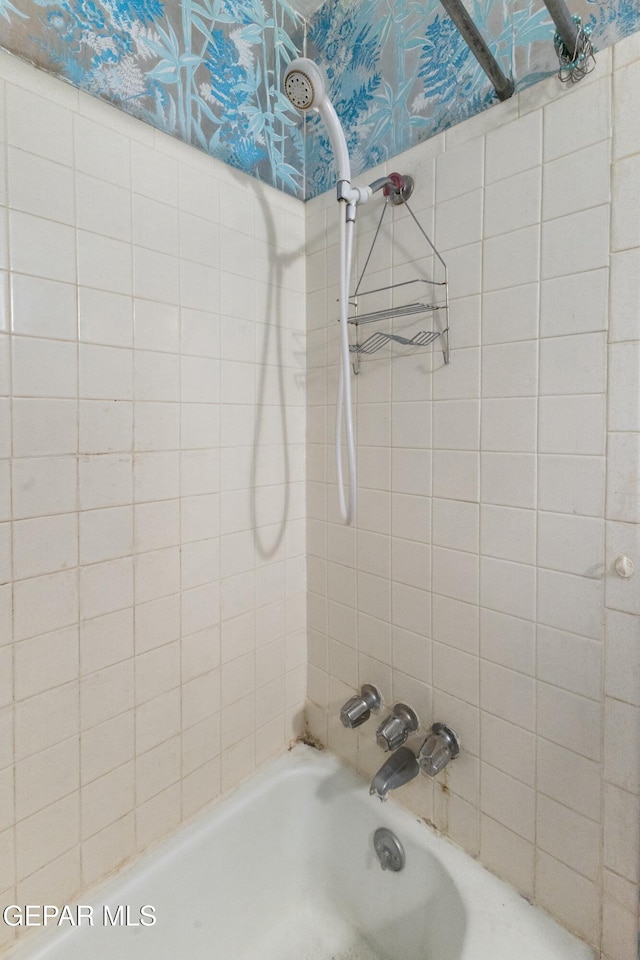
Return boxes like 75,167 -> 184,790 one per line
335,209 -> 356,525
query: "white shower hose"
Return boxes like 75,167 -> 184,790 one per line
335,209 -> 356,525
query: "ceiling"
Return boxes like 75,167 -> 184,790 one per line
291,0 -> 325,19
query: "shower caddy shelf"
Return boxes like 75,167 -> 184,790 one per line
347,178 -> 450,375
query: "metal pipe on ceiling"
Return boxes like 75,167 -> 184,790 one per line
439,0 -> 514,101
542,0 -> 580,55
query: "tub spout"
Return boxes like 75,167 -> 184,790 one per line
369,746 -> 419,802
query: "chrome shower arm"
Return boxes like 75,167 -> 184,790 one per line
368,176 -> 394,194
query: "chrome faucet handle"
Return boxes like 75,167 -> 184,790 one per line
418,722 -> 460,777
340,683 -> 382,729
376,703 -> 419,751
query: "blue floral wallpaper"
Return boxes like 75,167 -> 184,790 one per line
0,0 -> 306,195
0,0 -> 639,199
304,0 -> 640,197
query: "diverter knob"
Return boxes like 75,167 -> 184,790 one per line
376,704 -> 419,751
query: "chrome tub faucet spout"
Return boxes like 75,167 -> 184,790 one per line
369,746 -> 419,802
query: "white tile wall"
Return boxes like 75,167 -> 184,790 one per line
1,24 -> 640,960
306,33 -> 640,960
0,47 -> 306,947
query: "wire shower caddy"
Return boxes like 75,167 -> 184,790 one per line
348,174 -> 450,375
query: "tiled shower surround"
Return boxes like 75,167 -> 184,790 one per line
305,34 -> 640,960
0,50 -> 306,954
0,25 -> 638,960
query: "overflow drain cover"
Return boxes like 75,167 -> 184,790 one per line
373,828 -> 405,872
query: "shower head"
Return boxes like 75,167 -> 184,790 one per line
284,57 -> 351,184
284,58 -> 325,110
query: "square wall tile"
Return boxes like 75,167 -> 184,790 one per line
537,682 -> 602,761
614,57 -> 640,159
432,499 -> 478,554
610,249 -> 640,343
481,712 -> 535,786
74,115 -> 130,188
538,455 -> 605,519
485,110 -> 541,184
481,762 -> 535,842
480,660 -> 535,730
13,456 -> 77,519
132,142 -> 178,206
15,736 -> 79,821
79,401 -> 133,455
604,782 -> 640,884
78,231 -> 132,296
604,697 -> 640,794
15,793 -> 79,882
11,274 -> 77,340
537,737 -> 601,822
480,505 -> 535,565
483,226 -> 540,292
10,211 -> 76,283
480,814 -> 534,897
433,400 -> 480,450
612,154 -> 640,251
80,558 -> 133,621
480,557 -> 536,622
80,345 -> 133,401
7,83 -> 73,165
13,514 -> 78,581
543,77 -> 610,162
482,283 -> 538,346
539,395 -> 606,456
481,341 -> 538,399
535,850 -> 600,944
540,269 -> 608,338
12,337 -> 77,399
78,287 -> 132,348
436,137 -> 484,203
14,570 -> 78,642
605,609 -> 640,706
0,335 -> 7,397
484,168 -> 541,239
543,142 -> 610,221
540,333 -> 606,397
431,547 -> 478,606
537,512 -> 604,578
480,453 -> 536,509
542,206 -> 609,280
432,594 -> 478,654
134,300 -> 180,353
80,506 -> 134,566
538,568 -> 604,640
15,681 -> 79,760
436,189 -> 483,251
537,625 -> 601,701
481,399 -> 537,453
8,147 -> 74,226
609,342 -> 640,433
77,173 -> 131,243
13,398 -> 77,458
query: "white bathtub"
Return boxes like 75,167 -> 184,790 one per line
4,745 -> 594,960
